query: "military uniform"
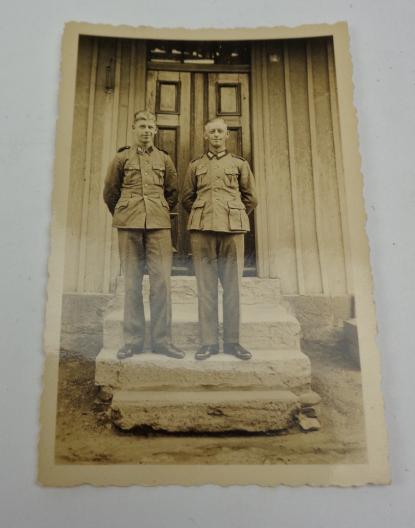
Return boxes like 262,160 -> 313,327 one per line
103,144 -> 178,350
181,150 -> 258,349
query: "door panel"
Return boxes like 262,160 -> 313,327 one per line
146,70 -> 255,274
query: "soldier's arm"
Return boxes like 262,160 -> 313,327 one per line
181,163 -> 197,213
103,155 -> 124,215
163,154 -> 179,210
239,160 -> 258,215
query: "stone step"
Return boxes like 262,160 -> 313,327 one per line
344,318 -> 360,368
103,302 -> 301,350
109,389 -> 301,432
115,275 -> 282,305
95,348 -> 312,394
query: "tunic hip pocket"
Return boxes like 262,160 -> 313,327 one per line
115,197 -> 130,211
189,199 -> 205,229
228,200 -> 247,231
160,195 -> 169,209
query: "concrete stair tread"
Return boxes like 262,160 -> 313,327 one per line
103,306 -> 301,350
97,347 -> 307,364
112,389 -> 298,403
115,275 -> 282,304
116,275 -> 281,287
105,303 -> 299,324
95,348 -> 311,393
110,389 -> 301,432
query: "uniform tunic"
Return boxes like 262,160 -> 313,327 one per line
181,151 -> 257,233
104,144 -> 178,229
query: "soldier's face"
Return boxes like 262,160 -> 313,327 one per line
204,121 -> 229,151
133,119 -> 157,146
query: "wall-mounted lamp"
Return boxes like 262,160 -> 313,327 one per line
105,58 -> 115,93
269,53 -> 280,63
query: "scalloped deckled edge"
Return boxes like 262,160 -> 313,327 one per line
38,21 -> 390,487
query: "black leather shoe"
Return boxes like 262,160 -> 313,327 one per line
117,343 -> 143,360
153,344 -> 185,359
223,343 -> 252,360
195,345 -> 219,360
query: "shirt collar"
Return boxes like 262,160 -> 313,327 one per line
136,144 -> 154,155
207,150 -> 227,160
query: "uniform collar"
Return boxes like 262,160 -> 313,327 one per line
136,144 -> 154,155
207,150 -> 227,160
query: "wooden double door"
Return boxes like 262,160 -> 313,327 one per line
146,69 -> 256,274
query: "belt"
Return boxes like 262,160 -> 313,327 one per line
120,191 -> 164,198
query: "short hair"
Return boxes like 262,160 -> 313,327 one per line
133,110 -> 157,126
204,117 -> 228,132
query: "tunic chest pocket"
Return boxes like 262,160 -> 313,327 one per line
152,164 -> 165,185
123,163 -> 140,184
224,168 -> 239,188
195,165 -> 208,185
124,160 -> 141,172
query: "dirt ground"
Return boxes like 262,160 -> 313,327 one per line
55,343 -> 367,465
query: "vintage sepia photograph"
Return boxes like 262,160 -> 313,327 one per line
39,22 -> 389,486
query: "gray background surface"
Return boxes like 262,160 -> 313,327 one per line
0,0 -> 414,526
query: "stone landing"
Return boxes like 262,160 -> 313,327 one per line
95,276 -> 321,433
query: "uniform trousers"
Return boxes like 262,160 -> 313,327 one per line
190,231 -> 244,346
118,228 -> 172,348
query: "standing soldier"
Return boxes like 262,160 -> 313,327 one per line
103,110 -> 184,360
181,118 -> 258,360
